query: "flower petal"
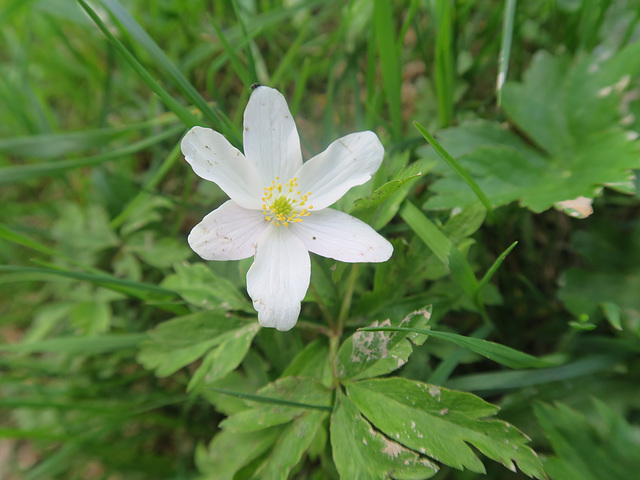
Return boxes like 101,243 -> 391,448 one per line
181,126 -> 263,209
295,131 -> 384,210
243,86 -> 303,184
290,208 -> 393,263
246,226 -> 310,331
188,200 -> 268,261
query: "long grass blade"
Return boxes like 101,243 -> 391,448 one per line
497,0 -> 517,106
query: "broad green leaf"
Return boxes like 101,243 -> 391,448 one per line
219,377 -> 332,433
336,308 -> 431,380
136,312 -> 251,377
127,232 -> 191,269
331,390 -> 439,480
187,323 -> 260,392
281,339 -> 332,386
258,410 -> 328,480
359,327 -> 551,369
161,262 -> 252,312
425,43 -> 640,213
535,400 -> 640,480
195,428 -> 280,480
347,378 -> 545,478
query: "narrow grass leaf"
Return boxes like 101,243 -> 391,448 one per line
476,241 -> 518,299
414,121 -> 495,219
97,0 -> 240,142
0,125 -> 183,185
400,201 -> 478,300
209,388 -> 333,412
359,326 -> 551,369
497,0 -> 517,106
0,334 -> 145,354
434,0 -> 454,127
374,0 -> 402,139
78,0 -> 203,128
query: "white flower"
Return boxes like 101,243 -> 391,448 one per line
181,86 -> 393,331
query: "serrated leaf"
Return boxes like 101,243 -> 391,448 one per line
257,410 -> 328,480
136,311 -> 252,377
351,163 -> 421,218
220,377 -> 332,433
195,428 -> 280,480
281,339 -> 333,386
425,43 -> 640,213
336,308 -> 431,380
161,262 -> 252,312
535,400 -> 640,480
331,390 -> 439,480
187,323 -> 260,392
127,232 -> 192,269
347,378 -> 545,478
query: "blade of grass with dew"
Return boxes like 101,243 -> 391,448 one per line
400,201 -> 478,301
359,325 -> 552,369
96,0 -> 240,143
77,0 -> 203,129
0,124 -> 184,185
497,0 -> 516,106
434,0 -> 454,127
414,121 -> 496,219
374,0 -> 403,139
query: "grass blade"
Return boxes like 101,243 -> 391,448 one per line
207,387 -> 333,412
358,326 -> 551,369
97,0 -> 240,143
78,0 -> 203,129
497,0 -> 517,106
374,0 -> 403,139
434,0 -> 454,127
400,201 -> 478,301
414,121 -> 496,220
0,125 -> 184,185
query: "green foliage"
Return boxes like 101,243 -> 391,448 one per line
535,400 -> 640,480
3,0 -> 640,479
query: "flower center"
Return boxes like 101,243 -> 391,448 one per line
262,177 -> 313,227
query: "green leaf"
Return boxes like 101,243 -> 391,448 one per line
414,121 -> 495,218
359,327 -> 551,369
96,0 -> 239,142
425,43 -> 640,213
347,378 -> 545,478
400,201 -> 479,301
257,410 -> 328,480
195,428 -> 280,480
331,390 -> 439,480
336,308 -> 431,380
127,232 -> 191,269
281,339 -> 332,386
187,323 -> 260,392
535,400 -> 640,480
350,163 -> 422,220
0,334 -> 144,354
161,262 -> 252,312
219,377 -> 332,433
136,312 -> 252,377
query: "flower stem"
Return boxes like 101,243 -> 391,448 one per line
337,264 -> 359,334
